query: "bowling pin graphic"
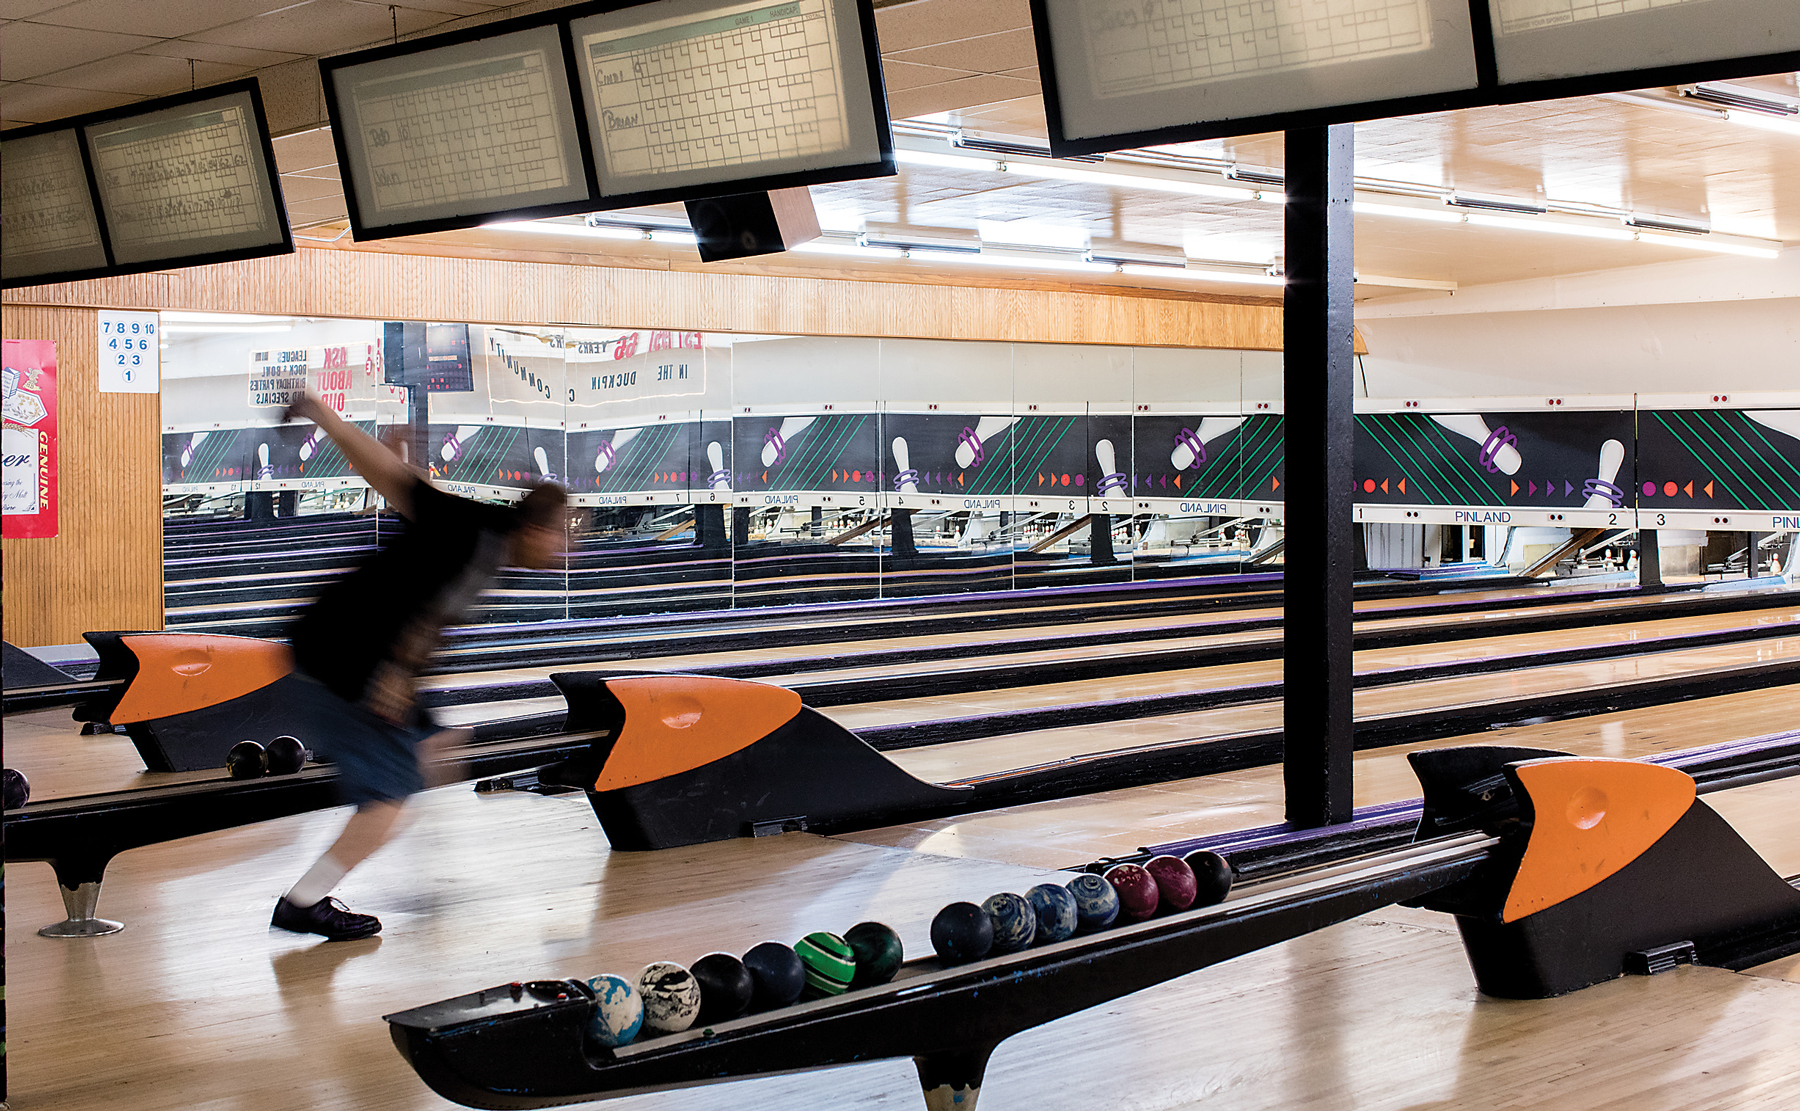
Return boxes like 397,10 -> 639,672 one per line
297,427 -> 325,462
1432,414 -> 1522,475
1171,417 -> 1245,470
893,437 -> 920,494
440,425 -> 482,463
594,427 -> 643,473
956,416 -> 1019,469
256,442 -> 273,481
1748,410 -> 1800,441
178,431 -> 208,468
1095,439 -> 1128,496
533,445 -> 555,481
762,416 -> 816,467
707,441 -> 731,491
1582,439 -> 1627,509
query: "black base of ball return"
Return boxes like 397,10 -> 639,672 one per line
385,748 -> 1800,1110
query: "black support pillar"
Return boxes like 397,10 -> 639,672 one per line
1282,124 -> 1357,827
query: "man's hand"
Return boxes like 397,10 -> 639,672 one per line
284,394 -> 328,425
279,391 -> 416,518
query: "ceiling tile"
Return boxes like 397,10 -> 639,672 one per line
875,0 -> 1030,54
272,127 -> 339,173
0,22 -> 159,81
391,0 -> 501,15
277,173 -> 344,204
889,28 -> 1038,74
31,0 -> 292,37
882,58 -> 977,93
0,78 -> 140,121
185,0 -> 453,55
888,73 -> 1036,122
136,39 -> 306,67
35,52 -> 249,95
0,0 -> 69,18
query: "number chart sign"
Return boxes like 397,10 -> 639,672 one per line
98,311 -> 159,392
2,339 -> 59,539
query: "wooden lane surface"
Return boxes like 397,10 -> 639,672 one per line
8,713 -> 1799,1111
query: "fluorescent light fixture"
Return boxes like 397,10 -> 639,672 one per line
1448,192 -> 1547,215
1118,262 -> 1284,286
1680,83 -> 1798,115
485,220 -> 644,240
913,246 -> 1114,275
161,324 -> 296,334
1354,201 -> 1464,224
161,311 -> 295,324
1725,110 -> 1800,137
791,241 -> 907,260
1624,213 -> 1708,235
1015,160 -> 1255,200
1088,237 -> 1186,264
894,149 -> 997,172
863,221 -> 978,249
1463,212 -> 1635,240
1633,231 -> 1781,258
978,219 -> 1089,250
647,229 -> 698,246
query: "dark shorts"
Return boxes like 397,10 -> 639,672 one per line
289,673 -> 433,807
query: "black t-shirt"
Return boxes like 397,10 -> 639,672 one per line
290,479 -> 516,724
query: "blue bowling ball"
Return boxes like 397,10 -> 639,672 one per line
585,973 -> 643,1048
982,892 -> 1036,953
1066,872 -> 1120,932
1026,883 -> 1079,943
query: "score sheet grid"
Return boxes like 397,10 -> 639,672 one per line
352,51 -> 573,214
89,106 -> 270,247
584,0 -> 849,179
1083,0 -> 1433,97
0,136 -> 102,257
1492,0 -> 1714,35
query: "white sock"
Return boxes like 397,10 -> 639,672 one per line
285,852 -> 349,908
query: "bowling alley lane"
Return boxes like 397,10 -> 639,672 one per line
832,684 -> 1800,875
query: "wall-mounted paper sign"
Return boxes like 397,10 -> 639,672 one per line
2,339 -> 60,539
98,311 -> 160,393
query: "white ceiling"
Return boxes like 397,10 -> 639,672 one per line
3,0 -> 1796,302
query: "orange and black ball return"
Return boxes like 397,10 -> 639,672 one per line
385,750 -> 1800,1110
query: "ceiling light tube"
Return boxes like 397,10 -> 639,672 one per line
1463,212 -> 1635,240
894,149 -> 1000,172
1632,232 -> 1781,258
1354,201 -> 1465,223
485,220 -> 645,240
791,241 -> 907,260
1007,159 -> 1257,200
1448,192 -> 1548,215
1724,110 -> 1800,137
1117,262 -> 1284,286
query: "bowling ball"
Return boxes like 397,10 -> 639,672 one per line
1103,863 -> 1160,922
1065,872 -> 1119,932
844,921 -> 904,987
635,961 -> 702,1034
929,901 -> 993,966
1182,850 -> 1235,907
982,892 -> 1036,954
2,768 -> 30,810
794,931 -> 856,999
584,973 -> 643,1048
1144,855 -> 1199,914
1026,883 -> 1078,944
225,740 -> 267,780
690,952 -> 754,1024
742,941 -> 806,1012
264,735 -> 309,775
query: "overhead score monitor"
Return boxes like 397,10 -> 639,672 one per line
1,80 -> 291,290
1031,0 -> 1800,155
321,0 -> 893,240
568,0 -> 892,207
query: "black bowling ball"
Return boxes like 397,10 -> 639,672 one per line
690,952 -> 754,1024
225,740 -> 267,780
2,767 -> 30,810
265,735 -> 310,775
1182,850 -> 1235,907
741,941 -> 805,1012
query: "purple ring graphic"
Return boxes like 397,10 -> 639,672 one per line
594,440 -> 616,469
1478,426 -> 1517,474
708,468 -> 732,489
1174,427 -> 1206,467
1097,472 -> 1129,496
893,468 -> 920,491
958,426 -> 986,468
764,427 -> 786,466
1582,478 -> 1625,509
443,431 -> 468,463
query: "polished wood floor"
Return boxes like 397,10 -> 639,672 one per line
8,595 -> 1800,1110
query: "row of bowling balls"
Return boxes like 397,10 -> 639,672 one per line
224,736 -> 311,779
931,850 -> 1234,965
585,921 -> 905,1048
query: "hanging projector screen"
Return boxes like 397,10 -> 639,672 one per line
1487,0 -> 1800,86
322,22 -> 594,239
1031,0 -> 1482,155
568,0 -> 893,206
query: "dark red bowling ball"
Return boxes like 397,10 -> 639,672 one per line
265,735 -> 309,775
1144,855 -> 1198,913
1182,850 -> 1235,907
1102,864 -> 1160,922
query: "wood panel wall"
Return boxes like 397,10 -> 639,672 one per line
2,306 -> 164,647
3,245 -> 1285,350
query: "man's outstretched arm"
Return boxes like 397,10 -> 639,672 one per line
285,394 -> 417,519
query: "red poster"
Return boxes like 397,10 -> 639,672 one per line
3,339 -> 59,539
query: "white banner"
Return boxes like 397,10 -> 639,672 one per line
248,343 -> 379,411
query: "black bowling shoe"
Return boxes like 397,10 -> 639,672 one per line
271,896 -> 382,941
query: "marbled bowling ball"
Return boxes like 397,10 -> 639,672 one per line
1182,850 -> 1235,907
742,941 -> 807,1012
225,740 -> 266,779
2,767 -> 31,810
1103,863 -> 1160,922
690,952 -> 754,1024
845,921 -> 904,987
1144,855 -> 1199,914
982,892 -> 1036,953
1026,883 -> 1078,944
1065,872 -> 1119,932
930,901 -> 994,966
636,961 -> 702,1034
584,973 -> 643,1048
794,931 -> 856,1000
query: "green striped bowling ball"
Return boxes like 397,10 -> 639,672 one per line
844,921 -> 904,988
794,931 -> 856,999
